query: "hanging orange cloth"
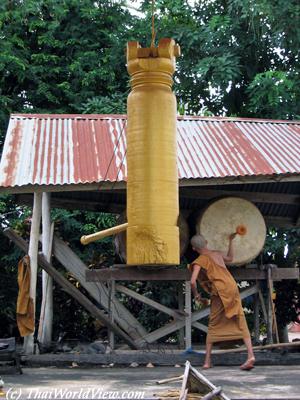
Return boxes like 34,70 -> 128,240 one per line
16,255 -> 35,336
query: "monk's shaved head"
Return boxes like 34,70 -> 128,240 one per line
191,234 -> 207,250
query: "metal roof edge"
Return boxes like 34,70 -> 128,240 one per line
179,173 -> 300,187
0,181 -> 127,194
9,113 -> 300,124
1,173 -> 300,193
10,113 -> 127,120
177,115 -> 300,124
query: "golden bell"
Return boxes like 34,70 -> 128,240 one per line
126,39 -> 181,265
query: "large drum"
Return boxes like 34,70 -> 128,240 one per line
195,197 -> 266,266
114,212 -> 189,263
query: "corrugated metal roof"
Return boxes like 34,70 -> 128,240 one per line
0,113 -> 299,189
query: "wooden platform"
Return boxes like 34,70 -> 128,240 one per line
85,264 -> 299,350
86,265 -> 299,282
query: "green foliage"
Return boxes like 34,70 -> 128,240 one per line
138,0 -> 300,117
247,71 -> 298,119
80,93 -> 127,114
0,0 -> 131,148
262,227 -> 300,328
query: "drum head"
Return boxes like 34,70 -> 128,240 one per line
196,197 -> 266,266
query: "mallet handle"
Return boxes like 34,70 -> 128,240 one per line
80,223 -> 128,245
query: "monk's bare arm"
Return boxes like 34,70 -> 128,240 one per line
222,233 -> 236,263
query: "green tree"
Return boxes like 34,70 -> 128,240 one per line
0,0 -> 132,150
137,0 -> 300,118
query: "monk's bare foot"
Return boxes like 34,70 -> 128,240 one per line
202,363 -> 212,369
240,357 -> 255,371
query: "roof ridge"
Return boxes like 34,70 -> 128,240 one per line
10,113 -> 300,124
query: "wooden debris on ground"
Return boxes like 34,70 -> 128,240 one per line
154,361 -> 231,400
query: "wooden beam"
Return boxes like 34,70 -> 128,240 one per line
254,291 -> 260,344
51,236 -> 147,341
179,174 -> 300,187
258,289 -> 268,324
178,286 -> 185,348
38,192 -> 54,347
15,194 -> 125,214
24,347 -> 300,367
134,285 -> 259,345
1,173 -> 300,195
3,228 -> 138,349
108,280 -> 115,350
231,266 -> 299,281
86,266 -> 299,282
86,267 -> 188,281
16,192 -> 298,227
115,284 -> 185,319
264,216 -> 299,228
0,181 -> 126,194
180,188 -> 300,205
270,267 -> 299,280
23,192 -> 42,355
185,281 -> 192,349
295,209 -> 300,227
192,322 -> 208,333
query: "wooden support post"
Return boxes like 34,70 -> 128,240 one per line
178,285 -> 185,349
108,280 -> 115,350
267,266 -> 279,343
23,192 -> 42,355
185,280 -> 192,350
38,192 -> 54,348
254,286 -> 260,344
258,288 -> 268,324
267,267 -> 273,344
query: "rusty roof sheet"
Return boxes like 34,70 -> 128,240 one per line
0,114 -> 299,189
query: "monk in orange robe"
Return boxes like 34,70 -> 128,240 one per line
190,233 -> 255,370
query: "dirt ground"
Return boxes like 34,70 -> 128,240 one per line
2,365 -> 300,400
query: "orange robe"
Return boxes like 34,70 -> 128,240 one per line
16,255 -> 35,337
191,254 -> 250,344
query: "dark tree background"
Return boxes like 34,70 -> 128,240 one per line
0,0 -> 299,340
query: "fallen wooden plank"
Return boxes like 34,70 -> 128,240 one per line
51,235 -> 147,341
202,387 -> 222,400
3,228 -> 138,349
179,361 -> 190,400
157,375 -> 183,385
213,341 -> 300,354
180,361 -> 231,400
